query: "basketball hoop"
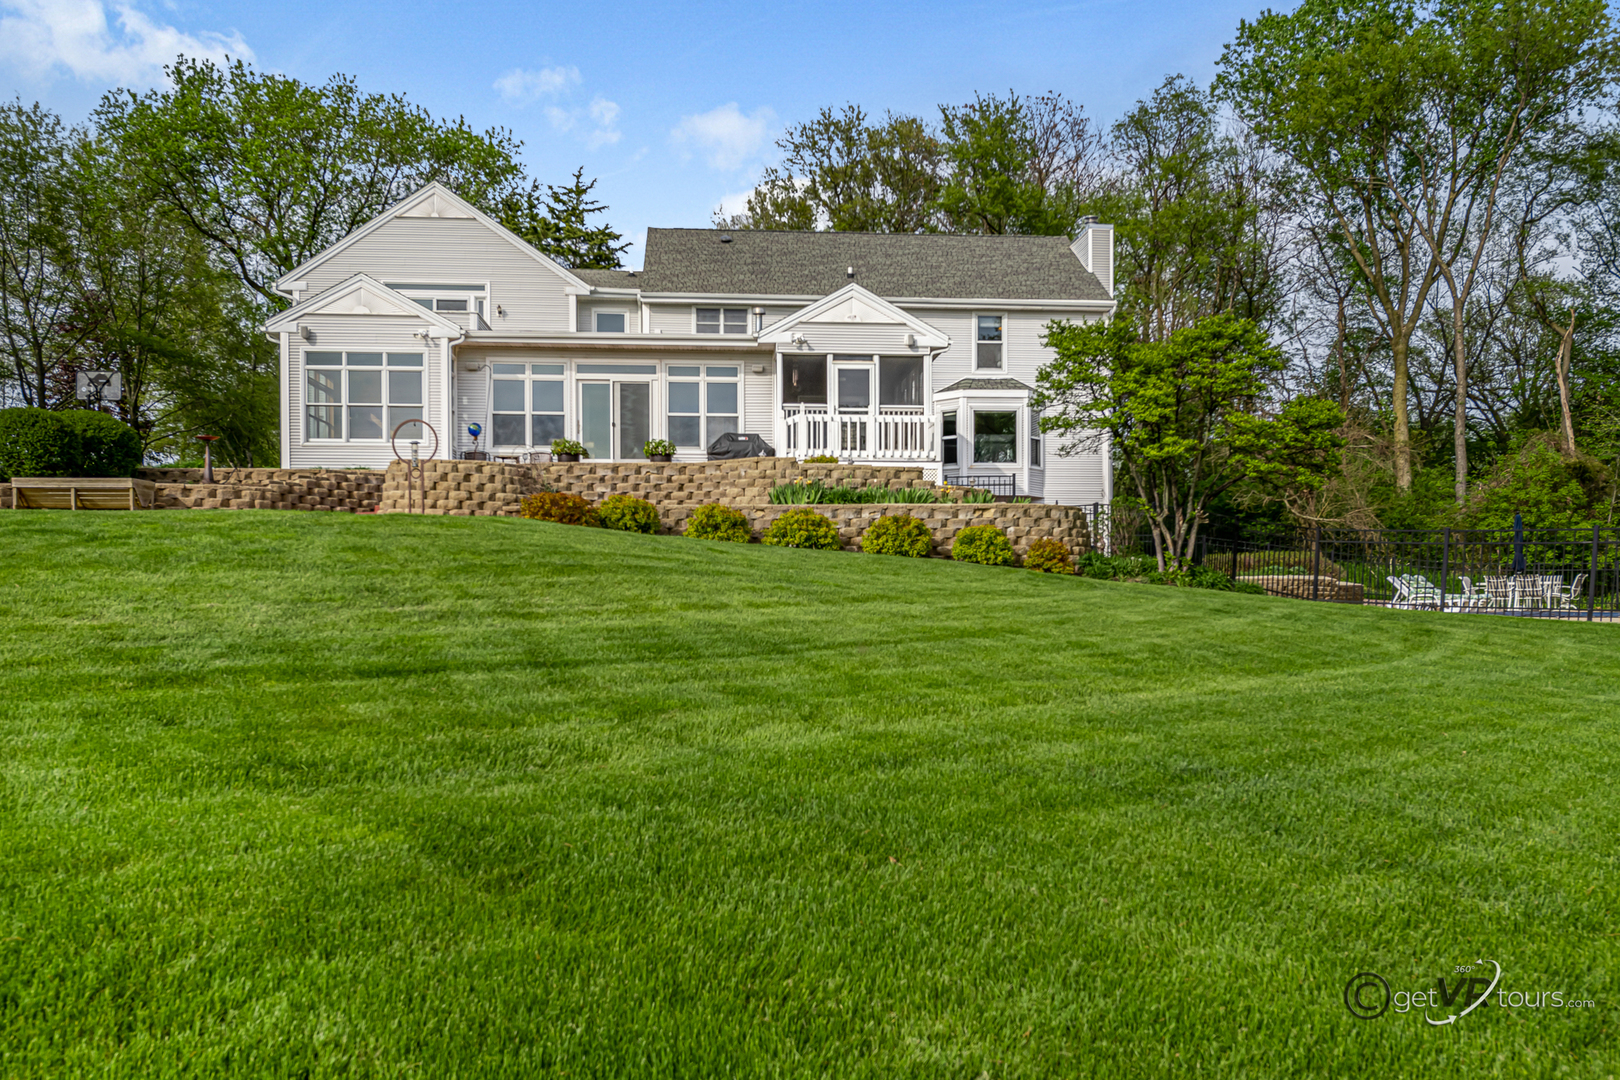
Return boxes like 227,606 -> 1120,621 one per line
390,419 -> 439,514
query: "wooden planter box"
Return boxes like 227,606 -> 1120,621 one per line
8,477 -> 158,510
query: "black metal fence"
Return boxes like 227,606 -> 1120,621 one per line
1194,523 -> 1620,622
946,474 -> 1015,496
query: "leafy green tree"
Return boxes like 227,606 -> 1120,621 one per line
496,167 -> 629,269
727,105 -> 945,233
0,101 -> 94,408
1219,0 -> 1620,501
96,58 -> 527,305
1095,76 -> 1289,342
937,93 -> 1060,235
1035,313 -> 1344,568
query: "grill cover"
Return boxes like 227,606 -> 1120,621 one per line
706,433 -> 777,460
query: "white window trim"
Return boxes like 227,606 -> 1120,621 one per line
973,312 -> 1008,372
966,403 -> 1022,467
489,363 -> 569,449
302,349 -> 426,444
666,363 -> 741,449
693,305 -> 752,335
592,309 -> 633,333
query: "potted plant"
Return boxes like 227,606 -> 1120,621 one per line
551,437 -> 589,463
643,438 -> 676,463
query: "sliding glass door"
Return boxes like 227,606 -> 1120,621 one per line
578,379 -> 652,460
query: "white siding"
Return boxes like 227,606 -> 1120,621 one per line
783,324 -> 921,354
647,304 -> 694,334
743,362 -> 774,442
756,305 -> 799,331
288,315 -> 445,470
299,218 -> 573,333
1041,437 -> 1111,507
454,362 -> 490,456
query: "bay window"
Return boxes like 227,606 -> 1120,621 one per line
973,410 -> 1017,463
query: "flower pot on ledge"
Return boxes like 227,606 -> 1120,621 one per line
555,453 -> 581,463
648,454 -> 673,463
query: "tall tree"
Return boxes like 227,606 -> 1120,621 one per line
0,102 -> 93,408
728,105 -> 944,232
497,168 -> 629,269
937,93 -> 1064,235
1097,76 -> 1290,342
95,58 -> 527,305
1221,1 -> 1443,493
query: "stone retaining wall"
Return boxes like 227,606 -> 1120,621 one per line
679,502 -> 1092,558
373,459 -> 929,518
136,468 -> 385,512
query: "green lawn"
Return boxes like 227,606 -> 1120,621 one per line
1,512 -> 1616,1078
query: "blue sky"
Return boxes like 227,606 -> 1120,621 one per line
1,0 -> 1265,266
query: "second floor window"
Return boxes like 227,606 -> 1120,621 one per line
976,315 -> 1004,370
305,351 -> 423,442
594,312 -> 627,332
696,307 -> 749,334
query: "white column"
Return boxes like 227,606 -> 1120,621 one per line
278,332 -> 291,468
441,338 -> 453,460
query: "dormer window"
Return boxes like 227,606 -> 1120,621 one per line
696,307 -> 749,334
595,312 -> 627,333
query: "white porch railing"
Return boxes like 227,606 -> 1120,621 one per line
780,405 -> 933,460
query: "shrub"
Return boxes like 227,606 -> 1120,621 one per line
951,525 -> 1015,566
60,411 -> 142,477
599,494 -> 659,534
519,491 -> 599,526
1024,538 -> 1074,574
762,508 -> 842,550
0,409 -> 80,481
684,503 -> 752,542
802,454 -> 839,463
550,437 -> 589,458
861,513 -> 932,557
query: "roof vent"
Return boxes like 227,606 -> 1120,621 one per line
1080,215 -> 1098,226
846,266 -> 854,279
719,234 -> 733,244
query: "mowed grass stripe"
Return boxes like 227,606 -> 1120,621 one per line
0,511 -> 1615,1078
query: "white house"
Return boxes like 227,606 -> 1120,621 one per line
264,183 -> 1115,503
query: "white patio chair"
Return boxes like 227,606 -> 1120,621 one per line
1399,574 -> 1444,609
1454,577 -> 1491,610
1387,575 -> 1415,608
1483,575 -> 1516,610
1551,573 -> 1588,610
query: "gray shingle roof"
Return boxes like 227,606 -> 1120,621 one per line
573,268 -> 640,289
937,378 -> 1035,393
634,229 -> 1110,301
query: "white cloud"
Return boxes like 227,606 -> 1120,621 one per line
543,93 -> 620,150
493,64 -> 579,103
0,0 -> 252,83
671,103 -> 775,171
585,97 -> 620,149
